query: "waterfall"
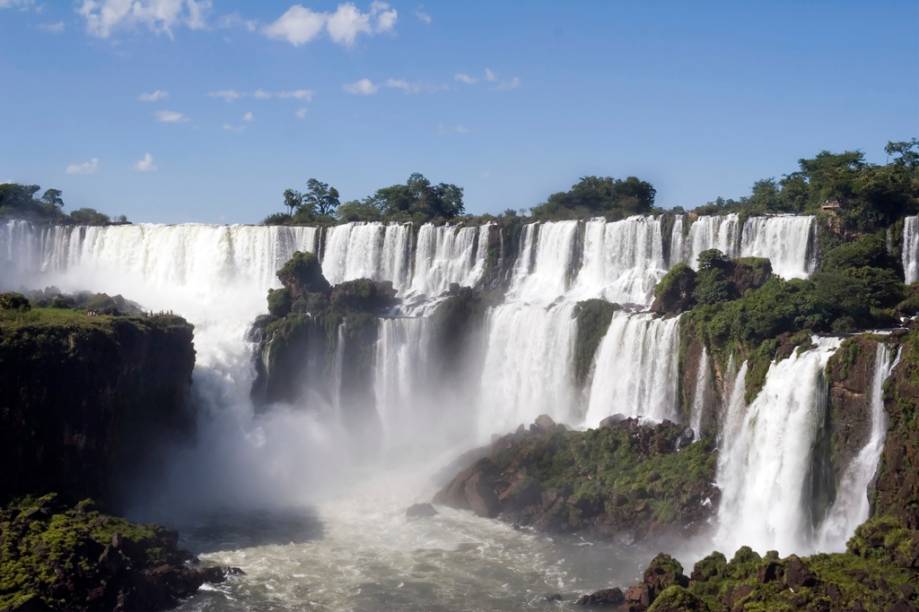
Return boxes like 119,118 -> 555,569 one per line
681,214 -> 815,279
374,316 -> 431,448
714,337 -> 840,554
508,221 -> 579,301
410,224 -> 490,297
740,215 -> 816,279
321,222 -> 413,291
477,302 -> 578,439
669,215 -> 685,268
684,214 -> 740,267
904,215 -> 919,284
572,216 -> 667,304
583,312 -> 681,426
816,343 -> 900,551
689,346 -> 710,437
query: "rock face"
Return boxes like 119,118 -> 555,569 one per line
876,324 -> 919,529
0,308 -> 195,505
0,494 -> 239,612
433,416 -> 718,538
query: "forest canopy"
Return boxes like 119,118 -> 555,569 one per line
0,183 -> 126,226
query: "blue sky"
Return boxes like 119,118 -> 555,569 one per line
1,1 -> 917,224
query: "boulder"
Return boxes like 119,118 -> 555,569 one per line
575,587 -> 624,607
405,503 -> 438,519
783,554 -> 817,588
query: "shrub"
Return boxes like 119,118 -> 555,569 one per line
652,263 -> 696,315
0,292 -> 30,311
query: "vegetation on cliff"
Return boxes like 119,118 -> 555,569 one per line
0,494 -> 236,612
577,515 -> 919,611
434,416 -> 716,538
572,299 -> 620,385
0,183 -> 127,226
0,294 -> 195,505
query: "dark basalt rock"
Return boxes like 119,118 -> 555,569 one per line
405,503 -> 438,519
575,587 -> 624,607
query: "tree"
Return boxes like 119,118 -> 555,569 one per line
531,175 -> 655,220
41,189 -> 64,208
303,179 -> 340,216
283,189 -> 302,216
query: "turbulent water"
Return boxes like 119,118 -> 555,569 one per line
0,213 -> 887,610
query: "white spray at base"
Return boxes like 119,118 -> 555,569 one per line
714,337 -> 841,555
816,342 -> 901,551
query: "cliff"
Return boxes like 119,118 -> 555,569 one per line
0,303 -> 195,505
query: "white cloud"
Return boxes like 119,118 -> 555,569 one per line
222,123 -> 244,133
454,73 -> 477,85
495,76 -> 521,91
384,78 -> 447,95
208,89 -> 241,102
66,158 -> 100,175
77,0 -> 212,38
415,8 -> 431,24
138,89 -> 168,102
437,123 -> 469,136
213,89 -> 312,102
262,4 -> 325,46
38,21 -> 65,33
484,67 -> 497,82
295,107 -> 308,119
0,0 -> 37,10
343,78 -> 378,95
134,152 -> 157,172
242,111 -> 254,122
216,12 -> 257,32
154,109 -> 189,123
263,2 -> 397,48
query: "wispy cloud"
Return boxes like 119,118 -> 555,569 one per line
38,21 -> 65,33
343,78 -> 378,95
66,158 -> 100,175
383,78 -> 447,95
454,73 -> 477,85
210,89 -> 313,102
242,111 -> 254,122
222,123 -> 244,133
138,89 -> 169,102
295,107 -> 308,119
134,152 -> 157,172
154,110 -> 189,123
77,0 -> 211,38
0,0 -> 37,11
437,123 -> 469,136
263,1 -> 397,48
456,68 -> 521,91
415,7 -> 431,24
495,76 -> 521,91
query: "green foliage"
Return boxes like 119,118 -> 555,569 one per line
329,279 -> 397,315
365,172 -> 465,222
0,494 -> 187,610
530,175 -> 656,220
0,292 -> 30,312
266,288 -> 292,318
276,251 -> 331,298
897,283 -> 919,316
337,199 -> 383,222
572,299 -> 619,385
0,183 -> 125,225
652,263 -> 697,315
820,232 -> 900,273
692,140 -> 919,233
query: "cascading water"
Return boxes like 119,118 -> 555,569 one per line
816,342 -> 900,551
572,216 -> 667,304
584,312 -> 681,426
740,215 -> 816,279
684,214 -> 740,267
321,222 -> 413,291
689,346 -> 711,437
410,223 -> 491,297
904,215 -> 919,284
715,337 -> 841,555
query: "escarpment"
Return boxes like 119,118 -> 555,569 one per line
0,298 -> 196,505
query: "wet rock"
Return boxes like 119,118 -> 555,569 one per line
783,554 -> 817,588
598,414 -> 628,429
757,559 -> 783,583
405,503 -> 438,519
543,592 -> 563,602
575,587 -> 624,607
625,584 -> 651,608
532,414 -> 559,433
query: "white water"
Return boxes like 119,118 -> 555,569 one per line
816,342 -> 900,551
715,337 -> 841,554
584,312 -> 681,426
904,215 -> 919,284
411,224 -> 490,297
679,214 -> 815,279
689,346 -> 710,437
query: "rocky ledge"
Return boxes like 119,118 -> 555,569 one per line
0,494 -> 241,612
434,415 -> 718,538
573,516 -> 918,611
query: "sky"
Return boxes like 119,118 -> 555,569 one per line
0,1 -> 917,224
